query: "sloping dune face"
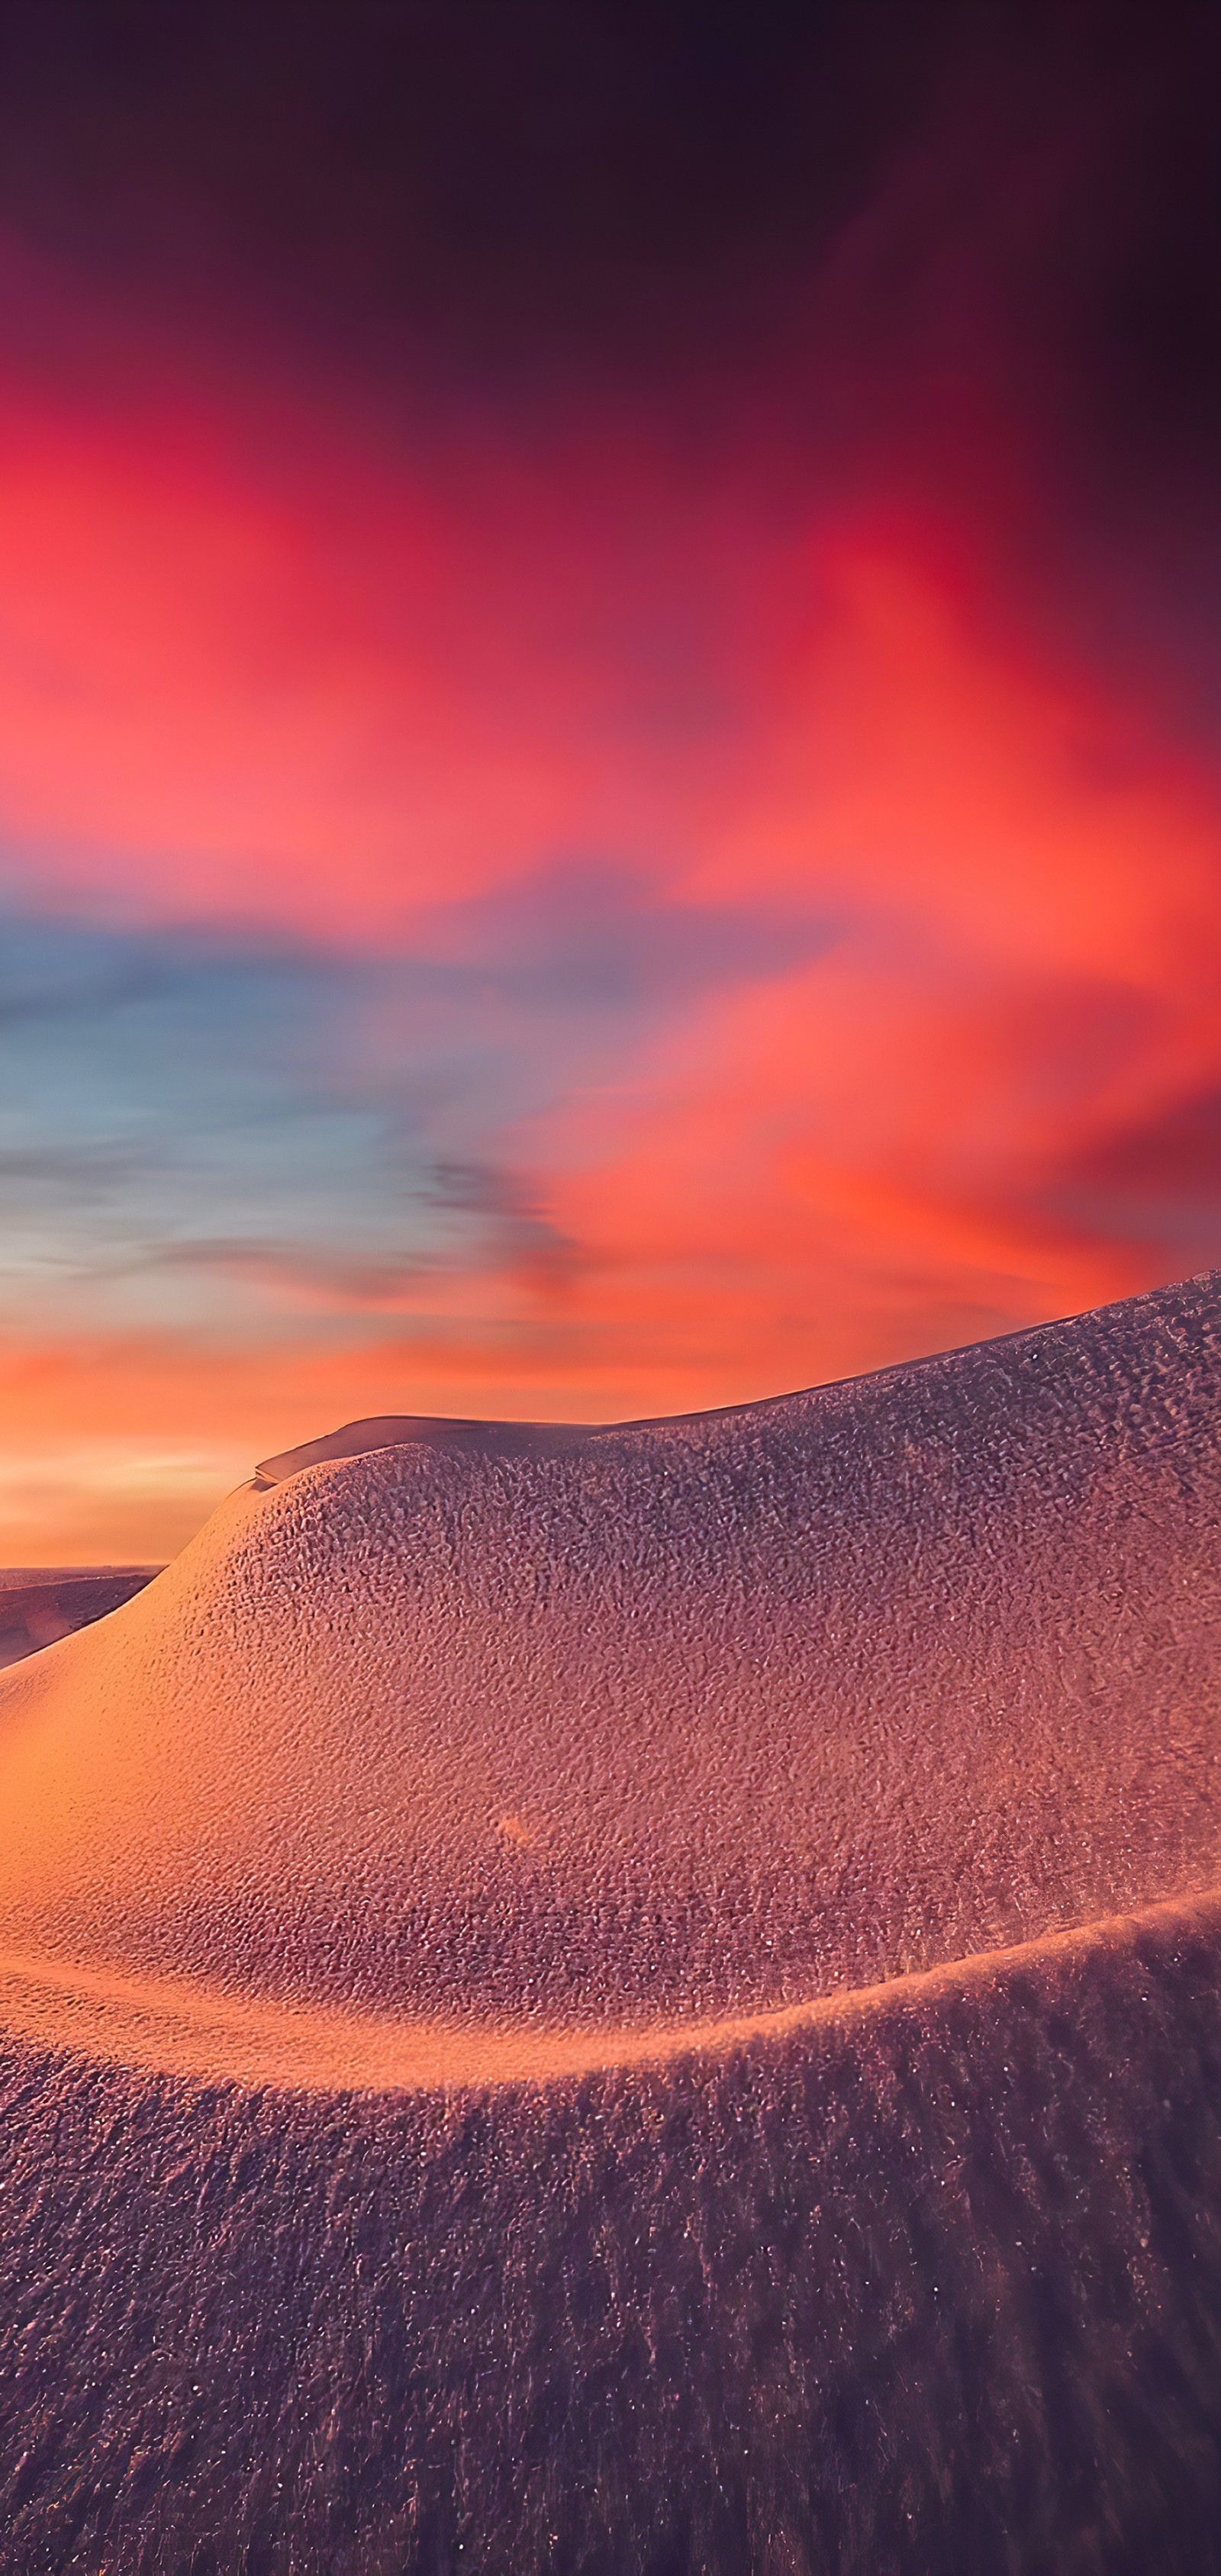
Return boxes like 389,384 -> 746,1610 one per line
5,1283 -> 1221,2570
0,1273 -> 1219,2043
3,1896 -> 1221,2574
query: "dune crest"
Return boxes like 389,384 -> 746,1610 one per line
251,1412 -> 597,1487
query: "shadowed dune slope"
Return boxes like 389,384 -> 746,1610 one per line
1,1271 -> 1220,2039
5,1892 -> 1221,2573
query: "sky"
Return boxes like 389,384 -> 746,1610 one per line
5,0 -> 1221,1560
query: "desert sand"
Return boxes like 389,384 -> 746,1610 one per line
2,1274 -> 1221,2568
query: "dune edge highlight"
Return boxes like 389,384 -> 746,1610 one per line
0,1879 -> 1218,2095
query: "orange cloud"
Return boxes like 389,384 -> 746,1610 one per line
517,539 -> 1221,1390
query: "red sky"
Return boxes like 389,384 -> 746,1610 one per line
3,7 -> 1221,1559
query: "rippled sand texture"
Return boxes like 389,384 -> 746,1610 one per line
2,1273 -> 1221,2568
4,1895 -> 1221,2573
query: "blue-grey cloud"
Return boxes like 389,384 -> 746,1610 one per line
0,872 -> 833,1338
424,861 -> 835,1013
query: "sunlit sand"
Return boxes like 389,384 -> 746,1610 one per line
4,1274 -> 1221,2565
4,1274 -> 1221,2046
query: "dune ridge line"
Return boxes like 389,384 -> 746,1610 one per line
2,1882 -> 1219,2094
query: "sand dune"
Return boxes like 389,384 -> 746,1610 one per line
1,1270 -> 1219,2033
3,1274 -> 1221,2567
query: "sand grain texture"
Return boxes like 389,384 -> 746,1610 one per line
3,1274 -> 1221,2566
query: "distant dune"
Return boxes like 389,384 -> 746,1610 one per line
2,1277 -> 1221,2567
0,1567 -> 159,1670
